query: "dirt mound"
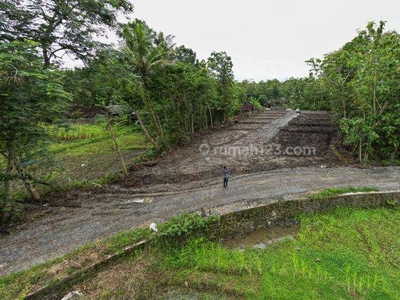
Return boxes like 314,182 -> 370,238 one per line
124,110 -> 343,187
273,111 -> 336,156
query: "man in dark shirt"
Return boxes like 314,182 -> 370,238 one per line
222,166 -> 229,188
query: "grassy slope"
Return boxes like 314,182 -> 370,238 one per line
144,208 -> 400,299
0,207 -> 399,299
47,122 -> 148,181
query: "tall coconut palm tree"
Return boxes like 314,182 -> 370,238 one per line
119,19 -> 175,150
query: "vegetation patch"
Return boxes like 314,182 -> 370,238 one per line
2,207 -> 398,299
0,122 -> 147,213
139,207 -> 400,299
0,228 -> 151,299
48,122 -> 146,155
0,213 -> 220,300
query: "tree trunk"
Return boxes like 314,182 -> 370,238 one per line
4,141 -> 15,202
14,160 -> 41,201
142,79 -> 163,139
208,104 -> 213,127
154,109 -> 164,139
146,97 -> 164,141
4,156 -> 13,202
341,95 -> 347,119
389,147 -> 398,166
190,102 -> 195,134
135,110 -> 159,150
162,104 -> 169,122
42,46 -> 51,69
106,120 -> 128,176
372,59 -> 378,117
204,109 -> 209,130
1,150 -> 14,223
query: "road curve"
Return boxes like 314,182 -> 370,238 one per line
1,166 -> 400,276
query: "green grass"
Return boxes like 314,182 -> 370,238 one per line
0,122 -> 148,200
0,213 -> 220,300
48,123 -> 147,156
1,207 -> 399,299
0,227 -> 153,300
308,186 -> 379,200
46,122 -> 148,187
147,208 -> 400,299
45,122 -> 106,141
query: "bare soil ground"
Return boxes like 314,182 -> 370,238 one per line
123,110 -> 342,188
1,109 -> 400,277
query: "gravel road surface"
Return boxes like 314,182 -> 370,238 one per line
1,166 -> 400,276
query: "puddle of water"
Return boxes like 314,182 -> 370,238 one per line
222,223 -> 300,250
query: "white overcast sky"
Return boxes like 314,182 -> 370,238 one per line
127,0 -> 400,82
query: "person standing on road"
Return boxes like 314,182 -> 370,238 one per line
222,165 -> 229,188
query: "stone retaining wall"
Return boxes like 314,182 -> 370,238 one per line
213,191 -> 400,239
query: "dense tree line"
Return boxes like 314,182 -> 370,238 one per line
0,0 -> 136,214
238,77 -> 329,111
0,2 -> 242,213
240,21 -> 400,164
310,21 -> 400,163
63,19 -> 241,150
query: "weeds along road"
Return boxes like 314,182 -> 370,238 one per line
1,111 -> 400,276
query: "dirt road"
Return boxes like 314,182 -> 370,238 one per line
1,110 -> 399,276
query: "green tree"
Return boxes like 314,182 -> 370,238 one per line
0,0 -> 133,68
119,19 -> 175,150
346,21 -> 400,162
207,51 -> 237,121
172,45 -> 199,66
0,40 -> 72,206
307,46 -> 356,118
312,21 -> 400,163
147,62 -> 218,145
